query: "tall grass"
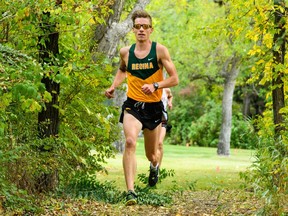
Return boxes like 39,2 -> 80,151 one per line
97,138 -> 255,192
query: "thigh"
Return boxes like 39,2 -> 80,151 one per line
123,111 -> 142,142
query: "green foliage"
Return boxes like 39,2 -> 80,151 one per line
62,169 -> 174,206
231,114 -> 258,149
134,168 -> 174,206
167,84 -> 211,146
0,44 -> 44,113
168,95 -> 258,149
63,173 -> 123,204
146,0 -> 260,150
137,168 -> 175,186
235,1 -> 288,214
187,100 -> 222,147
134,186 -> 172,206
147,0 -> 226,88
240,134 -> 288,215
0,0 -> 120,212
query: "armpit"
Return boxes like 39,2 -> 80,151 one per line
119,65 -> 127,72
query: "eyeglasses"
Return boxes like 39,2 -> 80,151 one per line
133,24 -> 152,30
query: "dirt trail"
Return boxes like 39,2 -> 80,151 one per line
37,190 -> 268,215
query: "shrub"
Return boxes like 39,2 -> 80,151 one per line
240,112 -> 287,215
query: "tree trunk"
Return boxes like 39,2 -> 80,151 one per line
36,0 -> 61,192
272,0 -> 286,135
217,54 -> 240,156
242,90 -> 251,117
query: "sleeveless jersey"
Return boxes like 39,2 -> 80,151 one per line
126,41 -> 163,102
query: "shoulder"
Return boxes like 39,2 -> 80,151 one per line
119,46 -> 131,56
155,42 -> 167,52
156,42 -> 170,58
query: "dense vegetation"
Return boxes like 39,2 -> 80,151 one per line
0,0 -> 287,215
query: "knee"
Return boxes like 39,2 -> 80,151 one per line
125,137 -> 136,150
158,141 -> 163,150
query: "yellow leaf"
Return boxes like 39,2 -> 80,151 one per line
256,59 -> 265,65
24,7 -> 30,17
263,33 -> 273,48
89,18 -> 96,24
30,101 -> 41,112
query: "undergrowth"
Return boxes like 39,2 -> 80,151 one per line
62,168 -> 175,206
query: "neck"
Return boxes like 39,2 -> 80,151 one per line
135,40 -> 152,51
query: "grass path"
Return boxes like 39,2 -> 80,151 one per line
91,141 -> 265,215
97,138 -> 255,192
39,141 -> 288,215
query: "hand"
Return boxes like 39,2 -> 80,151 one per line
105,87 -> 115,99
141,84 -> 154,95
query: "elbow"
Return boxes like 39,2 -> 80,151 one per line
173,76 -> 179,86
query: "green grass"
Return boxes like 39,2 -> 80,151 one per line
97,138 -> 255,192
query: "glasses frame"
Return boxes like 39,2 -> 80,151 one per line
133,24 -> 152,30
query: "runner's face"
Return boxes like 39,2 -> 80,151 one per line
133,18 -> 153,42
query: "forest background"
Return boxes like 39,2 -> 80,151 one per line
0,0 -> 287,215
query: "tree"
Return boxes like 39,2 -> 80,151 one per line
145,0 -> 258,150
217,54 -> 240,155
234,0 -> 287,213
94,0 -> 151,58
272,0 -> 286,135
0,0 -> 120,196
36,0 -> 62,192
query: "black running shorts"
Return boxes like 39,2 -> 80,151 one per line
120,97 -> 164,130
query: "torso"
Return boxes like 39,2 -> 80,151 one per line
124,41 -> 163,102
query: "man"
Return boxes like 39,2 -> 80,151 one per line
105,10 -> 178,206
158,88 -> 173,167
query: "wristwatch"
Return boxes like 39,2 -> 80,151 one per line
153,82 -> 159,91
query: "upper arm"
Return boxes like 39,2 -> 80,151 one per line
157,44 -> 177,77
119,46 -> 130,72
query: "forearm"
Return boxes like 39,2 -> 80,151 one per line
158,75 -> 178,89
111,70 -> 126,89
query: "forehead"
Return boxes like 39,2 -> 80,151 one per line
134,17 -> 151,24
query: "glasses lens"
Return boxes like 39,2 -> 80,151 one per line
134,24 -> 151,30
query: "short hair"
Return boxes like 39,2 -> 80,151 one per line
131,10 -> 152,26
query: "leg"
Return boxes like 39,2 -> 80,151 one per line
143,124 -> 161,186
143,124 -> 161,166
158,125 -> 167,167
122,112 -> 142,192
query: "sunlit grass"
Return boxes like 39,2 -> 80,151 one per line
97,137 -> 255,192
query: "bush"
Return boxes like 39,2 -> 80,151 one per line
231,114 -> 258,149
187,100 -> 221,147
62,169 -> 175,206
169,98 -> 258,149
63,173 -> 123,203
240,112 -> 288,215
0,44 -> 120,211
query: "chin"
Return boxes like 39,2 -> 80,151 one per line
137,38 -> 146,42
